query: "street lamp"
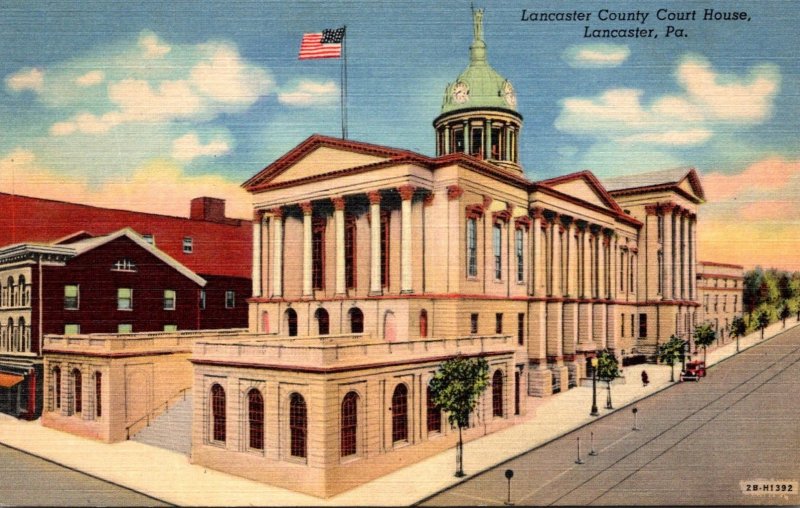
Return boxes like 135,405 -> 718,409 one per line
590,357 -> 599,416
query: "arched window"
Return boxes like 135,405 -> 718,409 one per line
426,385 -> 441,434
6,277 -> 13,307
53,367 -> 61,409
391,384 -> 408,443
349,307 -> 364,334
18,275 -> 26,305
419,309 -> 428,338
492,370 -> 504,417
247,389 -> 264,450
315,308 -> 330,335
72,368 -> 82,414
7,318 -> 13,350
285,308 -> 298,337
211,384 -> 226,442
341,391 -> 358,457
289,393 -> 307,458
94,372 -> 102,418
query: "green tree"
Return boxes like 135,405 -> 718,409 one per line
429,355 -> 489,477
693,323 -> 716,366
790,297 -> 800,322
779,304 -> 791,329
743,268 -> 764,313
729,315 -> 746,352
657,335 -> 684,382
756,309 -> 771,339
596,349 -> 621,409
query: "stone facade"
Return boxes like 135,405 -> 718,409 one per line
696,261 -> 744,344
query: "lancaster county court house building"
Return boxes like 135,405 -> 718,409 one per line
696,260 -> 744,343
185,12 -> 721,497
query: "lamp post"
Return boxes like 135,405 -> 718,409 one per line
504,469 -> 514,505
590,357 -> 599,416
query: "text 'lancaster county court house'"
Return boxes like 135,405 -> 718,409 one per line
38,11 -> 742,499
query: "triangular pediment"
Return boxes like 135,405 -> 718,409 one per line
537,171 -> 622,213
243,135 -> 425,191
677,173 -> 704,201
548,179 -> 610,209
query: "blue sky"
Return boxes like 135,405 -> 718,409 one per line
1,0 -> 798,267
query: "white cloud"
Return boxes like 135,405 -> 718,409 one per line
5,68 -> 44,93
171,132 -> 230,161
108,78 -> 203,122
190,43 -> 274,106
278,80 -> 338,106
676,55 -> 780,123
555,54 -> 782,147
75,70 -> 105,87
50,111 -> 124,136
563,44 -> 630,68
139,31 -> 171,58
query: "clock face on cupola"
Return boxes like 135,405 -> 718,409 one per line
434,8 -> 523,172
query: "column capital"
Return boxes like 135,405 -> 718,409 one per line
332,197 -> 346,211
367,190 -> 382,205
398,184 -> 417,201
253,209 -> 265,222
575,219 -> 589,231
559,214 -> 574,228
446,185 -> 464,201
423,192 -> 435,207
269,206 -> 284,219
660,201 -> 678,214
680,208 -> 691,218
300,201 -> 313,215
645,204 -> 659,216
689,212 -> 697,221
589,224 -> 602,235
529,206 -> 545,220
514,216 -> 531,230
602,227 -> 615,237
492,209 -> 512,223
544,210 -> 560,225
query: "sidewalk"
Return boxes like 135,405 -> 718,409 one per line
1,321 -> 796,506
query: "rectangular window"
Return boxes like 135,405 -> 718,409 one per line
345,216 -> 356,289
631,314 -> 635,337
470,313 -> 478,334
163,324 -> 177,332
470,127 -> 483,157
515,228 -> 524,283
704,294 -> 709,312
142,234 -> 155,245
620,253 -> 625,291
117,288 -> 132,310
517,313 -> 524,345
64,285 -> 79,310
453,127 -> 465,153
380,213 -> 390,288
312,219 -> 325,290
163,289 -> 176,310
714,295 -> 718,312
467,218 -> 478,277
495,313 -> 503,334
183,237 -> 193,253
64,324 -> 80,335
493,224 -> 502,280
621,313 -> 625,337
491,126 -> 502,159
118,323 -> 132,334
638,313 -> 647,339
199,289 -> 206,310
723,295 -> 727,312
733,295 -> 738,312
225,290 -> 235,309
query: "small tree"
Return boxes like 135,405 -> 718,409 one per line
756,309 -> 770,339
790,297 -> 800,322
429,355 -> 489,477
729,315 -> 746,352
596,349 -> 621,409
657,335 -> 684,382
693,323 -> 716,366
779,304 -> 791,329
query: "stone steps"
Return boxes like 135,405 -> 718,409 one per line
131,395 -> 192,456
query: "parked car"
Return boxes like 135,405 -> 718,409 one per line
680,360 -> 706,381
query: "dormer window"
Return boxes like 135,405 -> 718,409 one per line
142,234 -> 155,245
183,237 -> 193,254
112,259 -> 137,272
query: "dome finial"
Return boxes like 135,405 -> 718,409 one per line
472,6 -> 484,43
469,6 -> 487,62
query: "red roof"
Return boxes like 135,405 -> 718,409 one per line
0,193 -> 251,278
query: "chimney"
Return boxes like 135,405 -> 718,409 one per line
190,197 -> 227,223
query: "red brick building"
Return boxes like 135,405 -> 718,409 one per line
0,194 -> 251,418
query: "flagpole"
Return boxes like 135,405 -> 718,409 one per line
341,25 -> 348,139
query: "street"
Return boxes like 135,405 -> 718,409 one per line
421,326 -> 800,506
0,444 -> 169,507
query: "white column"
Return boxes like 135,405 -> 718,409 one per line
399,185 -> 415,293
301,202 -> 313,297
550,215 -> 562,297
681,211 -> 689,300
662,205 -> 674,300
689,214 -> 696,300
271,208 -> 283,298
333,197 -> 346,296
531,208 -> 544,296
368,191 -> 382,295
580,223 -> 590,298
598,232 -> 606,300
610,233 -> 617,299
252,210 -> 263,297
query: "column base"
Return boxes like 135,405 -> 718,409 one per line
528,366 -> 552,397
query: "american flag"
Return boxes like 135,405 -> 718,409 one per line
298,27 -> 346,60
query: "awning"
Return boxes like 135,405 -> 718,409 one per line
0,373 -> 24,388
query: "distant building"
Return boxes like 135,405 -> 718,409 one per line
0,196 -> 250,419
696,261 -> 744,343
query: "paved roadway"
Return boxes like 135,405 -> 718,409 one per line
421,326 -> 800,506
0,444 -> 169,507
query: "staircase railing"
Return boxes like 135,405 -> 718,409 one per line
126,386 -> 191,440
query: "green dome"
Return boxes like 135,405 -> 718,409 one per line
441,10 -> 517,115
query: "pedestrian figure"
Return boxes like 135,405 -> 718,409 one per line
641,370 -> 649,387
